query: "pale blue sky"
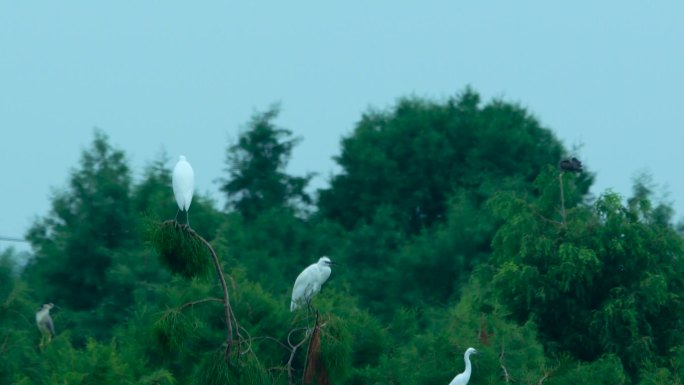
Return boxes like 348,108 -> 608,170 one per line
1,2 -> 683,251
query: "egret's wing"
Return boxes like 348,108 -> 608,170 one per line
290,274 -> 307,310
45,315 -> 55,336
290,266 -> 314,311
37,314 -> 55,337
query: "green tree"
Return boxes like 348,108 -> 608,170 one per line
489,169 -> 684,379
0,249 -> 40,384
220,105 -> 312,220
317,88 -> 588,316
318,88 -> 573,235
24,130 -> 135,311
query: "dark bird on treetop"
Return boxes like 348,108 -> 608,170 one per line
559,157 -> 583,172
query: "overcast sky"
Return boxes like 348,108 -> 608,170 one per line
2,2 -> 683,252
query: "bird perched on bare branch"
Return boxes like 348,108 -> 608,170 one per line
559,157 -> 583,172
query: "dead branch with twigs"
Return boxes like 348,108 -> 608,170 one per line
287,327 -> 312,385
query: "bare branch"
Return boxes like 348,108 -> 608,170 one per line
177,297 -> 223,311
499,338 -> 511,384
251,335 -> 292,352
164,220 -> 236,358
286,327 -> 311,385
237,325 -> 252,355
0,334 -> 10,355
559,172 -> 567,227
538,371 -> 550,385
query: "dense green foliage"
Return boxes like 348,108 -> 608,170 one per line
3,89 -> 684,384
219,105 -> 313,220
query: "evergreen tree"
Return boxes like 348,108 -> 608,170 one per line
318,88 -> 577,235
317,88 -> 590,315
220,105 -> 312,220
489,168 -> 684,378
24,130 -> 135,311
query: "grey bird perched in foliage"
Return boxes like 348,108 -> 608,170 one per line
36,303 -> 56,347
559,157 -> 583,172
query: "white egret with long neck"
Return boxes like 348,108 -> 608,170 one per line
449,347 -> 478,385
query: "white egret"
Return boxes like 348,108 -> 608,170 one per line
172,155 -> 195,226
36,303 -> 56,347
290,256 -> 333,311
449,347 -> 478,385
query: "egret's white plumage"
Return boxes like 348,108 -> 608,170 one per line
36,303 -> 55,337
172,155 -> 194,224
449,347 -> 478,385
290,256 -> 333,311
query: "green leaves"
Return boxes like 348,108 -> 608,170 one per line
154,308 -> 200,354
148,221 -> 212,279
10,91 -> 684,384
220,105 -> 312,220
489,169 -> 684,379
23,130 -> 139,312
319,89 -> 568,235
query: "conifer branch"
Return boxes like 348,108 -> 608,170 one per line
163,220 -> 236,358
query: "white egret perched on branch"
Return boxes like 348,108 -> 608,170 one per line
36,303 -> 56,348
172,155 -> 195,226
449,347 -> 478,385
290,256 -> 334,311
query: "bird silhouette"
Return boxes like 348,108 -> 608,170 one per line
559,157 -> 583,172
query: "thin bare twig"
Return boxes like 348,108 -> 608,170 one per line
559,172 -> 567,227
538,371 -> 550,385
0,334 -> 10,355
238,325 -> 252,355
251,335 -> 292,352
287,327 -> 310,348
178,297 -> 224,311
286,327 -> 311,385
500,338 -> 511,384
